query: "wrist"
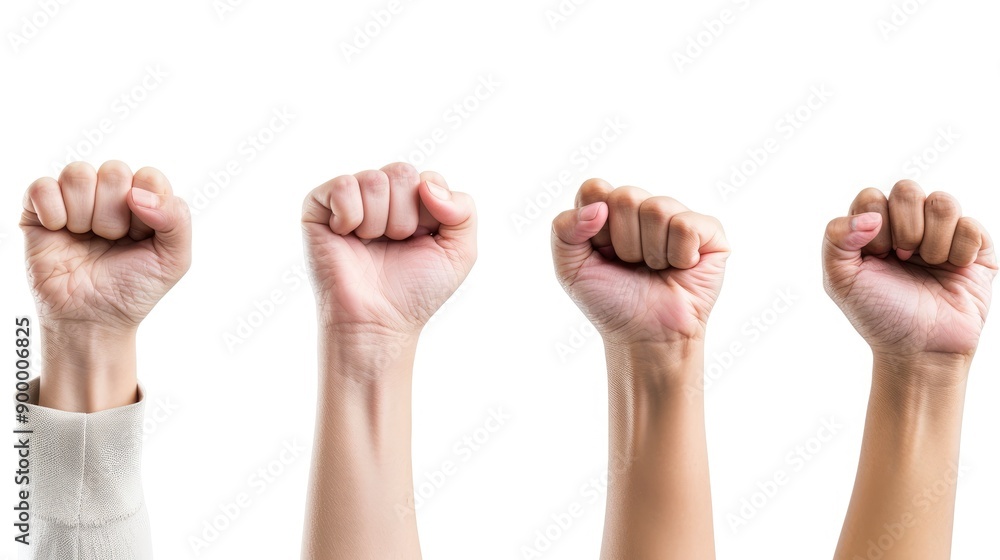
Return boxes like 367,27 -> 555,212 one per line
872,351 -> 972,389
600,321 -> 708,349
869,352 -> 969,419
315,329 -> 417,461
38,322 -> 138,412
864,353 -> 968,463
319,327 -> 419,387
603,338 -> 710,483
604,338 -> 706,394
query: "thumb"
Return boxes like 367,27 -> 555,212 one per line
418,180 -> 477,259
552,202 -> 609,284
823,211 -> 882,292
127,187 -> 193,273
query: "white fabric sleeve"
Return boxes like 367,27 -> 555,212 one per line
17,378 -> 153,560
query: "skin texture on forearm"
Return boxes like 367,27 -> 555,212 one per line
835,355 -> 969,560
301,331 -> 422,560
37,323 -> 138,413
601,341 -> 715,560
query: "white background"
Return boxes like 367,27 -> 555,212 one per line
2,0 -> 1000,558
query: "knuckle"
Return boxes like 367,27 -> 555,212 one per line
956,216 -> 979,236
382,161 -> 418,178
579,178 -> 610,192
577,179 -> 612,205
329,175 -> 357,194
890,179 -> 924,201
854,187 -> 887,209
638,197 -> 670,220
608,186 -> 645,207
356,170 -> 388,191
61,161 -> 97,184
98,160 -> 132,182
925,191 -> 960,215
670,212 -> 696,233
26,178 -> 51,198
859,187 -> 885,199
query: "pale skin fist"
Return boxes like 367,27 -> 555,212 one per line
551,179 -> 730,344
301,163 -> 477,337
20,161 -> 192,332
823,181 -> 997,360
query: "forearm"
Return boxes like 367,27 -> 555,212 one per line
835,354 -> 969,560
302,331 -> 422,560
38,322 -> 138,412
601,340 -> 715,560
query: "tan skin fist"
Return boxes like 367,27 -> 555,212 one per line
552,179 -> 730,344
824,180 -> 997,362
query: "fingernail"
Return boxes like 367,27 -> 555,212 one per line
850,212 -> 881,231
579,202 -> 601,222
426,181 -> 451,200
897,249 -> 914,261
131,188 -> 160,209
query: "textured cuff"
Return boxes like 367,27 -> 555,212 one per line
17,377 -> 152,559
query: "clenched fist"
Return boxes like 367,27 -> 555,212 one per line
301,163 -> 477,337
823,180 -> 997,362
21,161 -> 192,332
551,179 -> 730,344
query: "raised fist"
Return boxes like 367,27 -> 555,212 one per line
823,180 -> 996,360
301,162 -> 477,337
551,179 -> 730,344
20,161 -> 192,333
